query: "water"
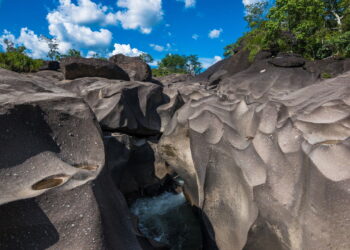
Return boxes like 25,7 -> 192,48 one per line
130,192 -> 202,250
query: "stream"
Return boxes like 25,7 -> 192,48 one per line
130,192 -> 203,250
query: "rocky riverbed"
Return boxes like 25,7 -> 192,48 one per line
0,52 -> 350,250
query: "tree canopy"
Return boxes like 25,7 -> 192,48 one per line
224,0 -> 350,60
153,54 -> 202,77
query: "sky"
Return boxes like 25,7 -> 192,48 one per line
0,0 -> 256,68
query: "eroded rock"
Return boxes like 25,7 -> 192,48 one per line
0,69 -> 105,205
158,71 -> 350,250
109,54 -> 152,82
60,57 -> 130,80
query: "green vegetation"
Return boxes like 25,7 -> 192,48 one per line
61,49 -> 82,58
0,39 -> 43,72
139,53 -> 154,63
224,0 -> 350,61
152,54 -> 202,77
321,72 -> 333,78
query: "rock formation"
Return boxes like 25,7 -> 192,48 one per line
60,57 -> 130,81
109,54 -> 152,82
159,63 -> 350,250
1,50 -> 350,250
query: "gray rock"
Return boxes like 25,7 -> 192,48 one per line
0,166 -> 142,250
39,60 -> 60,71
0,68 -> 105,205
158,71 -> 350,250
60,57 -> 130,80
269,54 -> 306,68
58,78 -> 167,136
109,54 -> 152,82
155,74 -> 194,85
0,68 -> 142,249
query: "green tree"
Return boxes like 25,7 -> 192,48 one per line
0,39 -> 43,72
139,53 -> 154,63
153,54 -> 202,77
3,39 -> 26,53
244,1 -> 269,29
158,54 -> 188,73
224,0 -> 350,60
186,55 -> 202,75
61,49 -> 82,58
41,36 -> 61,61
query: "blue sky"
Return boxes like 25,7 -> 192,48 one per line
0,0 -> 254,68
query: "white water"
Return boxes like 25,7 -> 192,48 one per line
130,192 -> 202,250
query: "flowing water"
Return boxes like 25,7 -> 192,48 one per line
130,192 -> 202,250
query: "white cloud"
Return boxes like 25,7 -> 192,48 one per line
0,28 -> 68,59
109,43 -> 144,57
192,34 -> 199,40
17,28 -> 51,58
116,0 -> 163,34
177,0 -> 196,8
0,30 -> 16,51
199,56 -> 222,69
47,0 -> 114,50
208,28 -> 223,39
150,43 -> 171,52
150,44 -> 164,52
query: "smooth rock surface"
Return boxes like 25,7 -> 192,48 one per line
158,71 -> 350,250
60,57 -> 130,80
109,54 -> 152,82
58,77 -> 185,136
0,68 -> 105,205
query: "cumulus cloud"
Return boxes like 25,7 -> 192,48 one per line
150,43 -> 171,52
199,56 -> 222,69
0,28 -> 68,59
116,0 -> 163,34
47,0 -> 114,50
192,34 -> 199,40
208,28 -> 223,39
177,0 -> 196,8
0,30 -> 16,51
109,43 -> 144,57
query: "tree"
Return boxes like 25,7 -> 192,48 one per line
158,54 -> 188,73
154,54 -> 202,76
61,49 -> 82,58
41,36 -> 61,61
3,39 -> 26,54
224,0 -> 350,60
139,53 -> 154,64
0,38 -> 43,72
186,55 -> 202,75
323,0 -> 350,30
244,1 -> 269,29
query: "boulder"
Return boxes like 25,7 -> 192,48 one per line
26,70 -> 64,84
39,60 -> 60,71
194,49 -> 252,85
154,73 -> 194,86
60,57 -> 130,80
269,53 -> 306,68
0,68 -> 143,249
304,57 -> 350,79
57,78 -> 167,136
217,59 -> 319,103
0,68 -> 105,205
109,54 -> 152,82
158,72 -> 350,250
0,165 -> 142,250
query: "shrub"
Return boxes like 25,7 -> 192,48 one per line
0,51 -> 43,72
321,72 -> 333,79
